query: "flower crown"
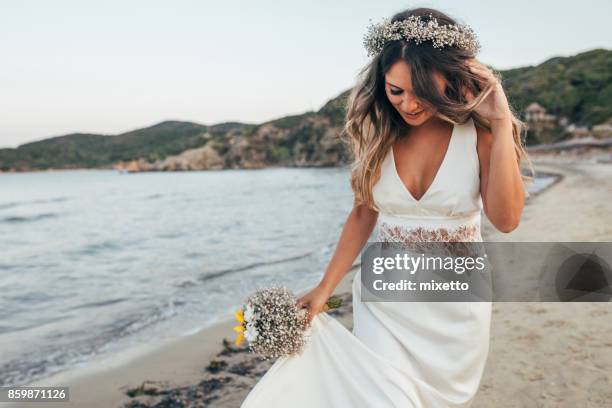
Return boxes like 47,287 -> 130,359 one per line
363,14 -> 481,58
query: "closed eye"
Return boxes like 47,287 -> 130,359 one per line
390,89 -> 403,96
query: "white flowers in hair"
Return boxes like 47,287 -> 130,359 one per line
363,13 -> 481,58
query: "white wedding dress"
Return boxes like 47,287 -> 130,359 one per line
241,117 -> 492,408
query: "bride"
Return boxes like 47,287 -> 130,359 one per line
241,7 -> 528,408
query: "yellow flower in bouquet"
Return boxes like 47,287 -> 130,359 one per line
233,309 -> 245,346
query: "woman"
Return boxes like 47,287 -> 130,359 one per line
242,7 -> 529,407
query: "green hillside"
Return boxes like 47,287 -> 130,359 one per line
501,48 -> 611,125
0,121 -> 249,171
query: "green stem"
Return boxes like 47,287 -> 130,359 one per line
326,296 -> 343,309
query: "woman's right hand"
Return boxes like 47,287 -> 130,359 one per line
296,284 -> 333,324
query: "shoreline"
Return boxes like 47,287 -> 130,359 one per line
18,157 -> 612,407
19,265 -> 358,408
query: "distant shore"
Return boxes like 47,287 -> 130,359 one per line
1,140 -> 610,174
19,156 -> 612,408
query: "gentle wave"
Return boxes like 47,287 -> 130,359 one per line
1,213 -> 59,223
0,196 -> 70,211
0,297 -> 187,386
196,250 -> 319,282
65,297 -> 128,311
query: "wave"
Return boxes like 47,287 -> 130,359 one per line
66,297 -> 127,311
196,250 -> 319,283
0,297 -> 187,387
77,240 -> 122,255
0,315 -> 71,335
1,213 -> 58,223
0,196 -> 70,211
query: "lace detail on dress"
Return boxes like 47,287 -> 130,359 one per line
376,221 -> 480,243
375,221 -> 483,258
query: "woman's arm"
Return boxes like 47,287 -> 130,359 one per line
319,202 -> 379,294
477,118 -> 526,233
297,201 -> 378,320
466,58 -> 526,233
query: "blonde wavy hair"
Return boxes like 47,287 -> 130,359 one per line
340,7 -> 534,210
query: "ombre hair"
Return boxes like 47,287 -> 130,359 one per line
341,7 -> 533,210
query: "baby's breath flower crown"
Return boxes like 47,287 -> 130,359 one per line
363,14 -> 481,58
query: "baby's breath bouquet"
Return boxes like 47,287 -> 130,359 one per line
233,285 -> 342,359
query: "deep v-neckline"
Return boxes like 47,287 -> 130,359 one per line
390,122 -> 456,203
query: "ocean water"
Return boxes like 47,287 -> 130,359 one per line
0,168 -> 354,386
0,167 -> 555,386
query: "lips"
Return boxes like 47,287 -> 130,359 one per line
404,110 -> 423,118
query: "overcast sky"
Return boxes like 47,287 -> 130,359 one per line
1,0 -> 610,148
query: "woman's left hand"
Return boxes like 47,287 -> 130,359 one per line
463,59 -> 512,122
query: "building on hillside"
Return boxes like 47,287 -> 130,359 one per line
524,102 -> 557,123
565,124 -> 591,138
524,102 -> 545,122
592,121 -> 612,138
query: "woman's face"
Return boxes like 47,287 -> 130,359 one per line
384,59 -> 447,126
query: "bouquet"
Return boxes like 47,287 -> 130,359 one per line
233,285 -> 342,358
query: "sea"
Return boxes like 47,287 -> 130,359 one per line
0,167 -> 557,386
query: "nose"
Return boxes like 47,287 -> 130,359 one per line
399,96 -> 421,114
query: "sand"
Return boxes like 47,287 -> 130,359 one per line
473,157 -> 612,407
14,157 -> 612,408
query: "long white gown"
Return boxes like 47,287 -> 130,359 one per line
241,117 -> 492,408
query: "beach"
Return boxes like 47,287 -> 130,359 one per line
16,156 -> 612,408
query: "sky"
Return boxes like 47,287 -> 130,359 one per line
1,0 -> 610,148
